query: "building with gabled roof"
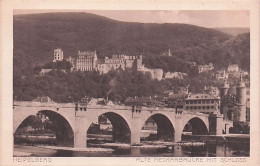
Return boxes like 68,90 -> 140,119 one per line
183,93 -> 220,114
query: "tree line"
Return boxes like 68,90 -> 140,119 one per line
14,64 -> 227,103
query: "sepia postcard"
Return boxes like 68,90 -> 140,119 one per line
0,0 -> 259,166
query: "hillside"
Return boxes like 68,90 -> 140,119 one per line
164,33 -> 250,71
213,27 -> 250,36
14,12 -> 233,75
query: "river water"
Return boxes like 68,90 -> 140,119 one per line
14,142 -> 249,157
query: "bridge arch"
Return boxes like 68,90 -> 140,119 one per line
141,113 -> 175,141
14,109 -> 75,147
227,110 -> 234,120
182,117 -> 209,135
230,123 -> 244,134
86,111 -> 132,144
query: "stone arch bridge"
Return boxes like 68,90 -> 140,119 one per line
13,101 -> 232,148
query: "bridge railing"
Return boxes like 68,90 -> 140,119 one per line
13,101 -> 75,108
13,101 -> 224,119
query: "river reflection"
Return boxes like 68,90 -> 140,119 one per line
14,142 -> 249,157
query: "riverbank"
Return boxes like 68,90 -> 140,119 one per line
13,138 -> 250,157
37,145 -> 114,152
13,145 -> 114,157
183,134 -> 250,143
13,151 -> 33,157
14,145 -> 57,157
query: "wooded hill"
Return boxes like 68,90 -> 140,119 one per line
14,12 -> 250,76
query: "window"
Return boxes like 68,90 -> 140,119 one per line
190,106 -> 193,110
207,106 -> 210,109
211,100 -> 214,104
211,106 -> 214,109
194,106 -> 197,109
198,100 -> 201,104
194,101 -> 197,104
186,106 -> 189,110
190,101 -> 194,104
198,106 -> 201,109
186,101 -> 189,104
202,106 -> 205,109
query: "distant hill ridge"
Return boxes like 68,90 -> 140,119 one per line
13,12 -> 249,75
213,27 -> 250,36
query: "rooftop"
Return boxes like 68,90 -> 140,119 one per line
185,93 -> 220,100
77,51 -> 97,57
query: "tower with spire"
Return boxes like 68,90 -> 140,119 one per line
168,48 -> 172,57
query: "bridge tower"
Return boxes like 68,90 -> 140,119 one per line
236,76 -> 247,122
220,80 -> 229,99
219,80 -> 229,114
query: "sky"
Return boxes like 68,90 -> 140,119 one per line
13,10 -> 250,28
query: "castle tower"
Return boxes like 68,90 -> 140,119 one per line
220,80 -> 229,99
53,48 -> 64,62
236,76 -> 247,122
136,55 -> 143,71
93,50 -> 98,69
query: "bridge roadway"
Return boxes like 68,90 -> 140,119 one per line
13,101 -> 233,148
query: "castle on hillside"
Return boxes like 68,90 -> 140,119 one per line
53,49 -> 163,80
53,48 -> 64,62
68,51 -> 98,71
97,54 -> 143,74
67,51 -> 142,73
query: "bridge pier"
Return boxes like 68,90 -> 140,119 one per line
130,117 -> 142,145
174,128 -> 182,142
74,117 -> 89,148
209,113 -> 225,135
74,130 -> 86,148
174,132 -> 182,142
131,130 -> 141,145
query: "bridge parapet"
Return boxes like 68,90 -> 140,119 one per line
141,106 -> 176,112
13,101 -> 75,108
181,109 -> 207,116
87,104 -> 131,110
